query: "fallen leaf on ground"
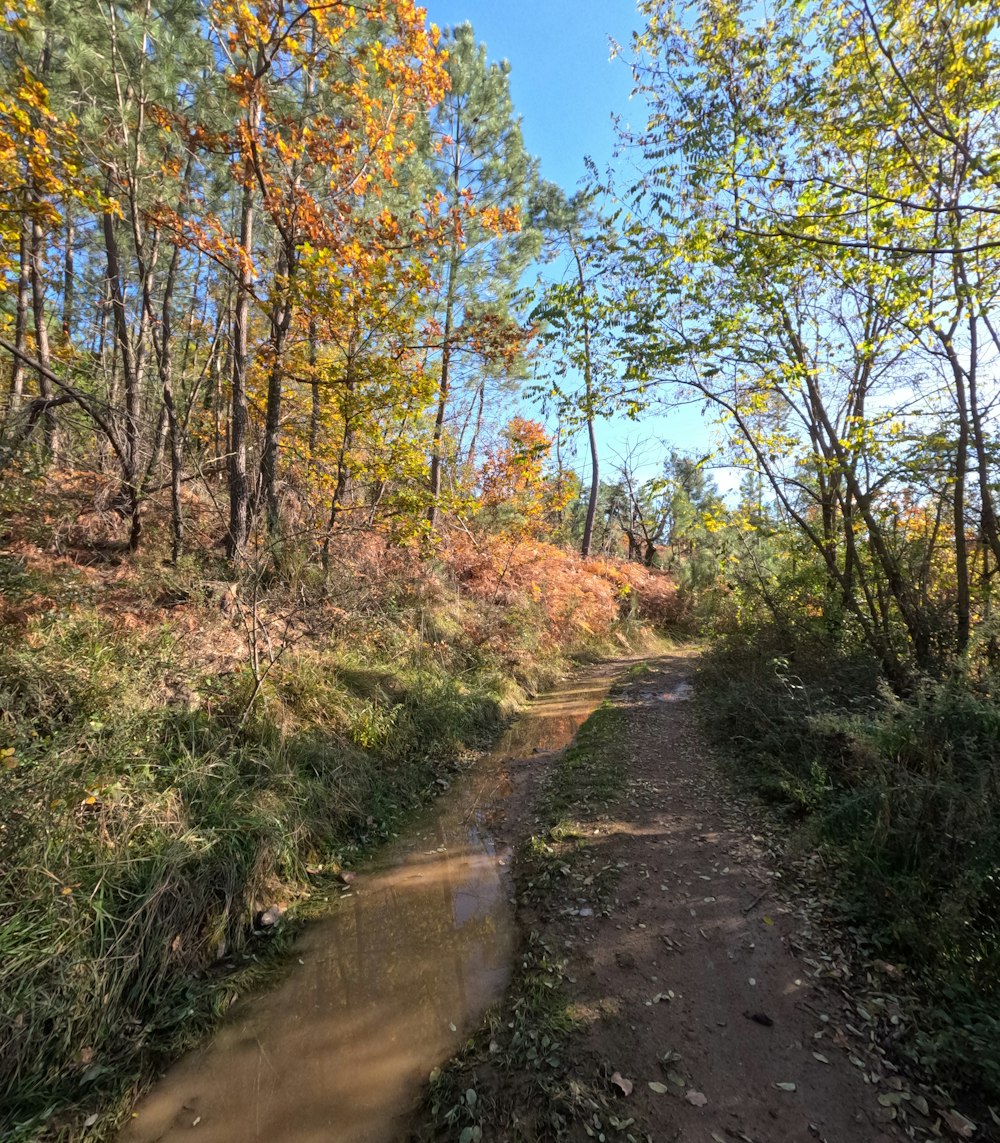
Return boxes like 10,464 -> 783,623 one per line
940,1108 -> 976,1138
648,1081 -> 669,1094
686,1090 -> 708,1107
610,1072 -> 633,1097
775,1082 -> 797,1092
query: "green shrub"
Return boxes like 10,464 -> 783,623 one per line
698,625 -> 1000,1100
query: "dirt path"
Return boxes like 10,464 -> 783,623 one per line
454,649 -> 918,1143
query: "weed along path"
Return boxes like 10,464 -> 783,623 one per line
118,663 -> 632,1143
416,650 -> 917,1143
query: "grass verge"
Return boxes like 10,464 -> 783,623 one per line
696,628 -> 1000,1104
413,698 -> 652,1143
0,604 -> 509,1142
0,482 -> 678,1143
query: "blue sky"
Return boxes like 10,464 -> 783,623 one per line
423,2 -> 730,489
425,1 -> 641,192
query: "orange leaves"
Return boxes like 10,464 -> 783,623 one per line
478,419 -> 572,540
480,418 -> 553,504
201,0 -> 448,260
459,309 -> 532,369
443,533 -> 679,655
477,204 -> 522,236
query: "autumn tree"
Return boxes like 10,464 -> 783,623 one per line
619,0 -> 1000,673
531,187 -> 628,556
198,0 -> 447,558
478,416 -> 569,538
424,23 -> 546,530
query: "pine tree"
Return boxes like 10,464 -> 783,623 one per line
424,23 -> 544,529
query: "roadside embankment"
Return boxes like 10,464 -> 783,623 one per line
0,505 -> 678,1143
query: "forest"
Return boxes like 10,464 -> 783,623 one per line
1,0 -> 998,1139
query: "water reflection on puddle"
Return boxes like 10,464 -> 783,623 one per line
120,669 -> 620,1143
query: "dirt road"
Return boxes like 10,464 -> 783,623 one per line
554,651 -> 910,1141
431,650 -> 940,1142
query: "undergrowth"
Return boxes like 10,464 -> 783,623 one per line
415,699 -> 648,1143
697,623 -> 1000,1102
0,610 -> 506,1142
0,507 -> 672,1143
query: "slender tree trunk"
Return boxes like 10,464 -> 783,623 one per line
464,379 -> 487,470
9,221 -> 30,409
428,250 -> 459,531
952,357 -> 972,654
258,242 -> 294,538
26,34 -> 57,459
102,207 -> 144,548
583,413 -> 599,557
30,213 -> 58,462
955,259 -> 1000,567
210,342 -> 223,462
572,247 -> 600,558
227,183 -> 255,562
158,244 -> 185,562
62,210 -> 74,344
322,364 -> 356,568
308,317 -> 320,464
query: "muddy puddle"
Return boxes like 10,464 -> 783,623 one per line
120,665 -> 624,1143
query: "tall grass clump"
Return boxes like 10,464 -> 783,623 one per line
0,598 -> 506,1142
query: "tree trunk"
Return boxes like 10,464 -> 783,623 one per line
145,229 -> 186,562
9,220 -> 30,409
62,210 -> 74,344
227,184 -> 255,562
30,214 -> 58,462
582,413 -> 599,558
321,364 -> 357,568
573,247 -> 600,558
257,242 -> 294,539
102,208 -> 144,548
952,354 -> 972,655
428,250 -> 459,531
308,317 -> 320,464
463,379 -> 486,470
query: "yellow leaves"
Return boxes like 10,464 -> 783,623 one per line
0,52 -> 100,283
477,204 -> 522,237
